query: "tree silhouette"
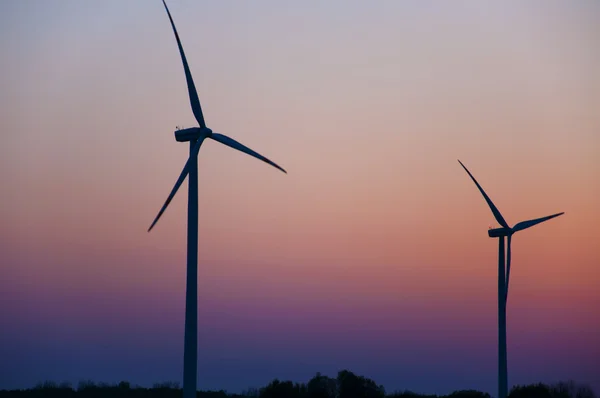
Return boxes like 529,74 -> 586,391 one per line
446,390 -> 491,398
307,372 -> 337,398
508,383 -> 552,398
0,373 -> 595,398
258,379 -> 306,398
336,370 -> 385,398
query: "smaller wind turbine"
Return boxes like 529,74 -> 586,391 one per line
457,160 -> 564,398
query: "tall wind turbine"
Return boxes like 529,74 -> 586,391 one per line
149,2 -> 286,398
457,160 -> 563,398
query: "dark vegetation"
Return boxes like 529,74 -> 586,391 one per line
0,371 -> 595,398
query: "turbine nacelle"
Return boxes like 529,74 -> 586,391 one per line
175,127 -> 213,142
488,227 -> 511,238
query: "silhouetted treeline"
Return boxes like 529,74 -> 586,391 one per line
0,371 -> 596,398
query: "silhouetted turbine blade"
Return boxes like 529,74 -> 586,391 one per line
210,133 -> 287,174
457,160 -> 509,229
505,235 -> 512,304
512,212 -> 564,233
148,139 -> 204,232
162,0 -> 206,128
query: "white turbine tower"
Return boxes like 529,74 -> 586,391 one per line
149,2 -> 287,398
457,160 -> 563,398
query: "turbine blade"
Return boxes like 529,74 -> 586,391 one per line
148,139 -> 204,232
457,160 -> 509,229
512,212 -> 564,233
162,0 -> 206,128
512,211 -> 565,232
210,133 -> 287,174
505,235 -> 512,304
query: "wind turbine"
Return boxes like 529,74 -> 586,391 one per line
457,160 -> 563,398
149,2 -> 286,398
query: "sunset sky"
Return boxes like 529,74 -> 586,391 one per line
1,0 -> 599,395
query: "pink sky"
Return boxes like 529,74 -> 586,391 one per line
1,0 -> 599,395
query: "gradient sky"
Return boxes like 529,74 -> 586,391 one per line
1,0 -> 599,395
